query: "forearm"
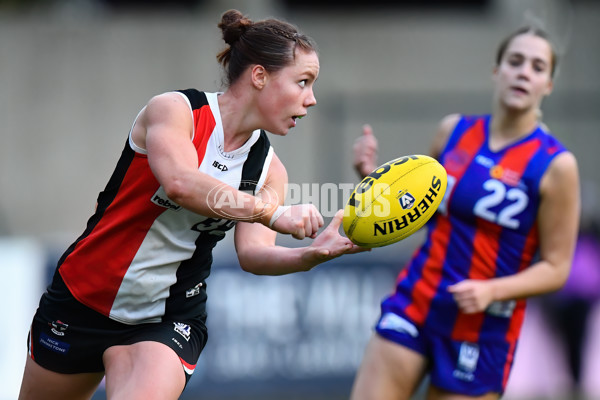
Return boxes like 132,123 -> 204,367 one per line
166,170 -> 275,224
489,259 -> 570,301
238,245 -> 319,276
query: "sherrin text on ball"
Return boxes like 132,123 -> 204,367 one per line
343,155 -> 447,248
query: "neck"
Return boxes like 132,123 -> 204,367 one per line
490,106 -> 539,139
488,107 -> 540,152
217,89 -> 258,152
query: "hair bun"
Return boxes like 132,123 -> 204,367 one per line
219,9 -> 252,46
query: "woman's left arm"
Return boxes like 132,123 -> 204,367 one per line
449,152 -> 581,313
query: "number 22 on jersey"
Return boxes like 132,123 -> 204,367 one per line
438,175 -> 529,229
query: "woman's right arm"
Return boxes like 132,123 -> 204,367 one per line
138,92 -> 320,238
429,113 -> 460,160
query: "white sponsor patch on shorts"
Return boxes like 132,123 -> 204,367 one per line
378,313 -> 419,338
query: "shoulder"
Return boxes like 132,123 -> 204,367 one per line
139,92 -> 194,136
429,113 -> 462,159
546,151 -> 578,179
540,151 -> 579,196
146,91 -> 191,114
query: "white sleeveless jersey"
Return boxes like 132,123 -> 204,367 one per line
58,90 -> 274,324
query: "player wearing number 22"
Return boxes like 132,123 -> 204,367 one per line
351,26 -> 580,400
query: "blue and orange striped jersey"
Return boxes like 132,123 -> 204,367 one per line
384,114 -> 567,344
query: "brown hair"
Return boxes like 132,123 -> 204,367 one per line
495,26 -> 558,78
216,9 -> 318,87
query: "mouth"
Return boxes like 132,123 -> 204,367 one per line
291,114 -> 306,127
510,85 -> 529,95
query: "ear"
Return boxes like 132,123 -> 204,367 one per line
491,65 -> 499,83
543,79 -> 554,96
251,65 -> 268,89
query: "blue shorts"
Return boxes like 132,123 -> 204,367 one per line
375,309 -> 513,396
27,273 -> 207,388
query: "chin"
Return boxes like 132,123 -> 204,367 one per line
270,128 -> 289,136
502,99 -> 531,113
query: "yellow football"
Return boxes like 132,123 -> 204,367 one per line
343,155 -> 447,248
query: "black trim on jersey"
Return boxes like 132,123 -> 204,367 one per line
165,237 -> 213,321
166,126 -> 272,321
57,139 -> 136,268
177,88 -> 272,195
176,88 -> 209,109
239,130 -> 271,194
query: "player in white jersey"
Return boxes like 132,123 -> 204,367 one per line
19,9 -> 366,400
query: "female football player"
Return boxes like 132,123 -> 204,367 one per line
351,26 -> 580,400
19,9 -> 364,400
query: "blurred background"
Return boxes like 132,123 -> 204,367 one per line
1,0 -> 599,399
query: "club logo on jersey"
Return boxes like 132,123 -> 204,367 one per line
443,149 -> 471,174
173,322 -> 191,342
490,165 -> 522,187
151,194 -> 182,211
49,320 -> 69,336
453,342 -> 479,382
398,191 -> 415,210
186,282 -> 203,298
212,160 -> 228,171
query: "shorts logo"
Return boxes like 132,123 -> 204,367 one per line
486,300 -> 516,317
173,322 -> 191,342
39,332 -> 70,354
453,342 -> 479,382
49,320 -> 69,336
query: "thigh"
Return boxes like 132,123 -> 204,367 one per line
18,356 -> 104,400
103,317 -> 207,399
104,341 -> 185,400
426,385 -> 500,400
350,333 -> 428,400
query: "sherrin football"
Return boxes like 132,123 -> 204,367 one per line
343,155 -> 447,248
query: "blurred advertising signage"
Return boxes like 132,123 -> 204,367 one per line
193,258 -> 397,389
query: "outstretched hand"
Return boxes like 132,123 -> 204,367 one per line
302,209 -> 370,267
353,124 -> 379,178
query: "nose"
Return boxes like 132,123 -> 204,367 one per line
516,62 -> 533,80
305,89 -> 317,107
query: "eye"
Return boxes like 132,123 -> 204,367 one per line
298,80 -> 307,88
507,55 -> 523,67
532,61 -> 547,73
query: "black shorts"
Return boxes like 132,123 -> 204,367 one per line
27,273 -> 208,386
